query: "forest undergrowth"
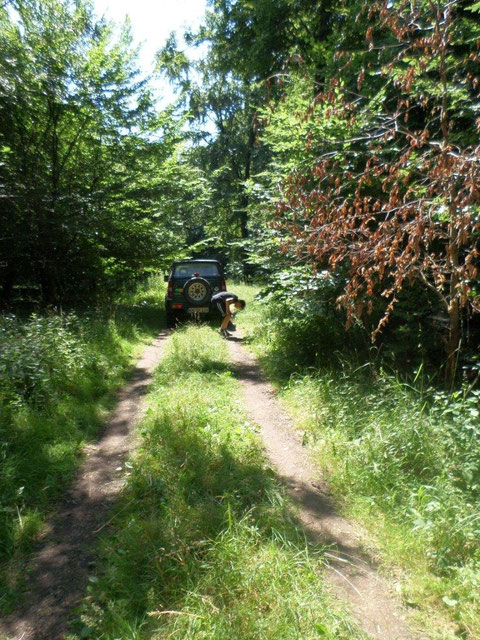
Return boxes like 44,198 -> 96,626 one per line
2,276 -> 479,638
0,277 -> 165,613
67,325 -> 365,640
240,285 -> 480,639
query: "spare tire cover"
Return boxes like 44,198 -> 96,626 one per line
183,277 -> 212,306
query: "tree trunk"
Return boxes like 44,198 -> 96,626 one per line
445,298 -> 460,391
445,222 -> 460,390
238,121 -> 256,279
1,262 -> 15,303
239,122 -> 255,240
40,263 -> 58,305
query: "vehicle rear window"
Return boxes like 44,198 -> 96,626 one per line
173,263 -> 221,278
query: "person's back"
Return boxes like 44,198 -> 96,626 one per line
211,291 -> 238,305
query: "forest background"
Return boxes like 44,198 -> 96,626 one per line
1,0 -> 480,636
2,0 -> 480,384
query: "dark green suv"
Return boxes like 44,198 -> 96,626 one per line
164,259 -> 226,328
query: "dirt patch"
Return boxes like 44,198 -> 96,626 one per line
226,334 -> 425,640
0,333 -> 169,640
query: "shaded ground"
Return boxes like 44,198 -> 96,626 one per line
225,333 -> 425,640
0,333 -> 169,640
1,326 -> 425,639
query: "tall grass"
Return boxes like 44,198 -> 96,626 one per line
281,372 -> 480,636
240,288 -> 480,638
68,326 -> 365,640
0,277 -> 166,612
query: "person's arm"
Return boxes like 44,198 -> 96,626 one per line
224,298 -> 235,319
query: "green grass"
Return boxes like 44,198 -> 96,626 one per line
67,325 -> 366,640
227,281 -> 261,307
0,276 -> 166,613
280,373 -> 480,638
238,284 -> 480,639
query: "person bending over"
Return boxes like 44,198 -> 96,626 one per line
211,291 -> 246,338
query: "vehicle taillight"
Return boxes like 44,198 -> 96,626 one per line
167,281 -> 173,298
221,280 -> 226,291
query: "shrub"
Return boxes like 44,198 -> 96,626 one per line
0,309 -> 144,604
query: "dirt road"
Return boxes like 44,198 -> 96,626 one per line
226,334 -> 423,640
1,328 -> 423,640
0,333 -> 169,640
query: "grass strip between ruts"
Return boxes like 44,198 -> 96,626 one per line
68,325 -> 366,640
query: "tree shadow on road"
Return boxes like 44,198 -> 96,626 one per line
66,331 -> 363,640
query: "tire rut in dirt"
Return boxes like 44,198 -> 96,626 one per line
225,333 -> 422,640
0,333 -> 170,640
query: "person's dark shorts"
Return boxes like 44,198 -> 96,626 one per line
215,300 -> 227,317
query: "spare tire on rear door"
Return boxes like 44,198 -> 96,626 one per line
183,276 -> 212,306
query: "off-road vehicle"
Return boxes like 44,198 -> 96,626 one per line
164,259 -> 226,328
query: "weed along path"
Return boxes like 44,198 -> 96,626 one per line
226,334 -> 421,640
0,332 -> 170,640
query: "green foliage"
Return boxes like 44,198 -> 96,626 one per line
0,278 -> 164,610
69,326 -> 365,639
241,283 -> 480,637
258,74 -> 355,182
240,271 -> 367,379
0,0 -> 199,304
0,314 -> 107,408
280,370 -> 480,635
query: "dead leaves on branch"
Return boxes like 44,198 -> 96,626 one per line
274,0 -> 480,356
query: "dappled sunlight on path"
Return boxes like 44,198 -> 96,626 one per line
226,332 -> 423,640
0,332 -> 170,640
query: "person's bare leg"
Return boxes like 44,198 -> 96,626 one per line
221,311 -> 231,331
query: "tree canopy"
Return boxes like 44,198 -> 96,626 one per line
2,0 -> 480,381
0,0 -> 209,303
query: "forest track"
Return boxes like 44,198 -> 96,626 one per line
1,326 -> 426,640
0,332 -> 170,640
225,333 -> 425,640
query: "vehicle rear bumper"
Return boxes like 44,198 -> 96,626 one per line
165,300 -> 212,315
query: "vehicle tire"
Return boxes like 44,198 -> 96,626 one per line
166,311 -> 177,328
183,277 -> 212,306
